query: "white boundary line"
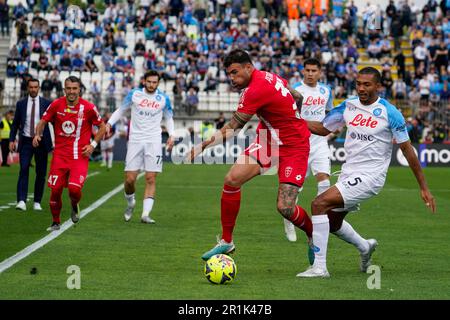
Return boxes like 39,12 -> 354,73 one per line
0,173 -> 143,274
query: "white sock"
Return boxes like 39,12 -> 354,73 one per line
108,151 -> 113,168
124,192 -> 135,207
333,220 -> 369,253
317,179 -> 330,195
312,215 -> 330,269
102,151 -> 107,165
142,197 -> 154,217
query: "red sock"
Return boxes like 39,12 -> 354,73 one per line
289,205 -> 313,238
68,184 -> 82,209
221,184 -> 241,243
49,188 -> 63,224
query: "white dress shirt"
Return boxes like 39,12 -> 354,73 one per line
23,96 -> 41,138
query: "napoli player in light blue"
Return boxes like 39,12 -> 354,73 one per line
297,67 -> 436,278
106,70 -> 174,224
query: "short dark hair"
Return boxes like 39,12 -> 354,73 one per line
65,76 -> 82,86
144,70 -> 160,80
27,78 -> 40,86
358,67 -> 381,83
303,58 -> 321,68
223,49 -> 253,68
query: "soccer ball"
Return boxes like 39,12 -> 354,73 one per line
204,254 -> 237,285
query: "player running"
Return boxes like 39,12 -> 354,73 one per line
297,67 -> 436,278
283,58 -> 334,242
33,76 -> 106,231
187,49 -> 313,261
106,70 -> 174,224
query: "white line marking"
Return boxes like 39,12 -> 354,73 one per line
86,171 -> 100,178
0,173 -> 143,274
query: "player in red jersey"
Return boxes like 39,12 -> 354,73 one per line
33,76 -> 106,231
187,49 -> 313,261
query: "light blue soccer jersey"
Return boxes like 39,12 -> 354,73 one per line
323,97 -> 409,178
116,88 -> 173,143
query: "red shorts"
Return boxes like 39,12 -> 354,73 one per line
243,135 -> 309,187
47,156 -> 89,189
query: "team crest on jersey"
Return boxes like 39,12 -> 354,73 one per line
373,108 -> 382,117
155,95 -> 162,101
62,121 -> 75,134
285,166 -> 293,178
320,87 -> 326,95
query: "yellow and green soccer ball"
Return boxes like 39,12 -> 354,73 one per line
204,254 -> 237,284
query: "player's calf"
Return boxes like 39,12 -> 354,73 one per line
68,184 -> 82,223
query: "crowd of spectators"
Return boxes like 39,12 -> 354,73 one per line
2,0 -> 450,142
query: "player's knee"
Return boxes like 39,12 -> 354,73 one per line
145,175 -> 156,185
68,184 -> 81,196
224,172 -> 242,187
125,176 -> 136,187
50,187 -> 63,201
312,196 -> 329,214
276,204 -> 295,219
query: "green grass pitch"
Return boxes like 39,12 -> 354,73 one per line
0,162 -> 449,299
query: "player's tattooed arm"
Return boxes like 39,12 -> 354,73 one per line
307,121 -> 332,136
277,183 -> 300,219
187,112 -> 252,162
399,141 -> 436,213
201,112 -> 251,149
287,84 -> 303,110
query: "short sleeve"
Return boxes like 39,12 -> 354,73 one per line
322,100 -> 346,132
42,101 -> 57,123
325,85 -> 333,111
237,86 -> 263,115
163,93 -> 173,118
387,104 -> 409,144
90,104 -> 103,126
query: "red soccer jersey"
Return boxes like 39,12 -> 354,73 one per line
237,69 -> 310,147
42,97 -> 103,160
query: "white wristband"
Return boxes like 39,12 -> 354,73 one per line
90,141 -> 98,148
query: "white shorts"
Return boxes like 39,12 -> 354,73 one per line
100,138 -> 115,151
306,144 -> 331,178
125,141 -> 163,172
335,171 -> 385,210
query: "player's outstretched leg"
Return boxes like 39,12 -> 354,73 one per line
201,183 -> 239,261
277,184 -> 314,265
68,184 -> 81,223
201,157 -> 260,261
297,186 -> 344,278
124,171 -> 137,222
328,208 -> 378,272
48,187 -> 63,231
141,172 -> 157,224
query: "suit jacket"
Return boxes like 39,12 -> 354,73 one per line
9,96 -> 53,153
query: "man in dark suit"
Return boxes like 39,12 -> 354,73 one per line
9,78 -> 52,211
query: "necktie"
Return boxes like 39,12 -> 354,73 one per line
30,98 -> 35,137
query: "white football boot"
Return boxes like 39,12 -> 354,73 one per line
124,198 -> 136,222
283,218 -> 297,242
296,265 -> 330,278
360,239 -> 378,272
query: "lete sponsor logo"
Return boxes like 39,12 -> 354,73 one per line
303,96 -> 326,106
349,114 -> 378,128
138,99 -> 161,109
